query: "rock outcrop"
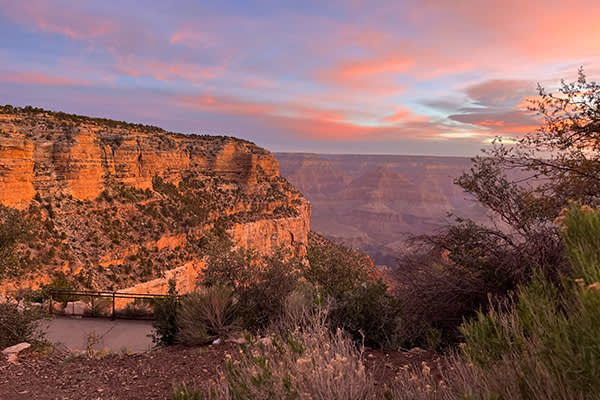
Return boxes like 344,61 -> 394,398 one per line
0,111 -> 280,207
0,106 -> 310,293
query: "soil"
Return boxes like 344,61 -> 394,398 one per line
0,343 -> 439,400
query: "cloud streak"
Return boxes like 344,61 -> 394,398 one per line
0,0 -> 599,155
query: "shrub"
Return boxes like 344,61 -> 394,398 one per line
0,301 -> 47,348
305,232 -> 374,299
25,274 -> 78,303
152,279 -> 179,345
306,233 -> 402,348
0,206 -> 30,278
203,243 -> 303,330
117,299 -> 155,319
452,204 -> 600,399
327,279 -> 402,348
177,285 -> 238,345
394,218 -> 565,347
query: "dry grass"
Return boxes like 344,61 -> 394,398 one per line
198,310 -> 379,400
177,285 -> 238,345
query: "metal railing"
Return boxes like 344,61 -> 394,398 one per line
48,288 -> 173,320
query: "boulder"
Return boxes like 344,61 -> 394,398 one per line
2,342 -> 31,363
64,301 -> 88,315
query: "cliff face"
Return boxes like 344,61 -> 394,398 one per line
0,112 -> 279,208
0,106 -> 309,292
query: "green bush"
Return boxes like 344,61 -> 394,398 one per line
0,301 -> 47,348
327,279 -> 402,348
152,279 -> 179,345
202,232 -> 401,348
455,204 -> 600,398
0,206 -> 30,278
306,233 -> 402,348
305,232 -> 374,299
203,244 -> 303,330
25,274 -> 78,303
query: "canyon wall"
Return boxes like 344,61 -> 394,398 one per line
0,112 -> 279,208
0,107 -> 309,293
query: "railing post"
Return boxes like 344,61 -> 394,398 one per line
112,291 -> 116,320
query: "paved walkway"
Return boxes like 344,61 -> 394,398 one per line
40,316 -> 155,353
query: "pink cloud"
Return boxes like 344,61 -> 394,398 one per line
317,56 -> 413,94
1,0 -> 118,41
383,107 -> 428,124
169,30 -> 221,48
0,71 -> 90,86
175,91 -> 447,142
177,95 -> 276,116
115,57 -> 219,83
407,0 -> 600,66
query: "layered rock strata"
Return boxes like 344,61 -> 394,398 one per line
0,106 -> 310,293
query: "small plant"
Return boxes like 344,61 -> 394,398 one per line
85,331 -> 100,358
172,384 -> 202,400
0,300 -> 47,348
152,279 -> 179,345
177,285 -> 238,345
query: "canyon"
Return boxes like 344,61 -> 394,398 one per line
0,106 -> 309,293
276,153 -> 486,266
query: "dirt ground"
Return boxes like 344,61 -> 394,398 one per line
0,343 -> 439,400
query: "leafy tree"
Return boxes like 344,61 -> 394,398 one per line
397,68 -> 600,344
0,301 -> 47,348
307,233 -> 402,348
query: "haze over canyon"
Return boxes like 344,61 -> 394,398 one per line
277,153 -> 486,266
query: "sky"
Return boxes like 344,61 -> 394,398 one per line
1,0 -> 599,156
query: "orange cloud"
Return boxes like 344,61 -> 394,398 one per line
449,110 -> 539,135
383,107 -> 415,123
338,57 -> 414,79
268,113 -> 447,142
408,0 -> 600,65
317,56 -> 412,94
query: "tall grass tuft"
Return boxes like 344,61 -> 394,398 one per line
177,285 -> 238,345
202,310 -> 378,400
